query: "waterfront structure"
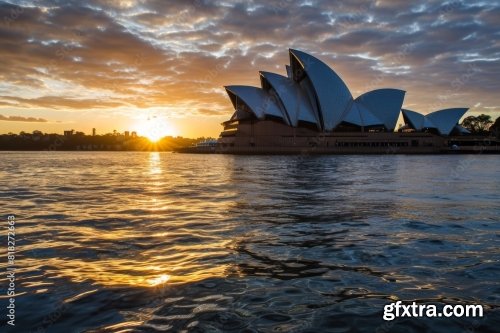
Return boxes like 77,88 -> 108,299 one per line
180,49 -> 499,154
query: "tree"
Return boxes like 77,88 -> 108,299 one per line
490,116 -> 500,138
461,114 -> 493,134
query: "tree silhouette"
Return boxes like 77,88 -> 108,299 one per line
490,116 -> 500,138
461,114 -> 493,134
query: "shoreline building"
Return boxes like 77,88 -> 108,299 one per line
181,49 -> 498,154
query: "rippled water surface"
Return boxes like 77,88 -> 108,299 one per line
1,152 -> 499,332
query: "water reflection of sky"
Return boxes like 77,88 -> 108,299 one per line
0,152 -> 498,332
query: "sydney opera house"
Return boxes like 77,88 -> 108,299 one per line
185,49 -> 491,154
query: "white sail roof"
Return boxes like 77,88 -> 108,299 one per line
260,71 -> 318,127
355,89 -> 405,131
289,49 -> 353,131
222,49 -> 469,136
402,108 -> 468,135
225,85 -> 287,122
342,102 -> 384,127
426,108 -> 468,135
402,109 -> 426,130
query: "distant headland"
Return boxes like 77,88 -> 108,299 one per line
0,130 -> 210,151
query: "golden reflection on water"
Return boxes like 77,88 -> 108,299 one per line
147,274 -> 171,286
4,152 -> 500,332
24,240 -> 231,287
148,152 -> 162,175
21,152 -> 235,288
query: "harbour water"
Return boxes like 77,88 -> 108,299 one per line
0,152 -> 499,332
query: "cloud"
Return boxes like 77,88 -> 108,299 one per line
0,114 -> 48,122
0,0 -> 498,121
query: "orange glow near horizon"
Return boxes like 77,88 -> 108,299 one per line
132,116 -> 179,142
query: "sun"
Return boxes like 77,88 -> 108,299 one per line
134,116 -> 177,142
145,130 -> 163,143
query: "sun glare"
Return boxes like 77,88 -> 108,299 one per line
145,131 -> 163,143
147,274 -> 171,286
134,116 -> 177,142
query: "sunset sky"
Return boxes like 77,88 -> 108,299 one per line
1,0 -> 499,138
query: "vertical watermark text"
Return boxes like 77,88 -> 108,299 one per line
6,215 -> 16,326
